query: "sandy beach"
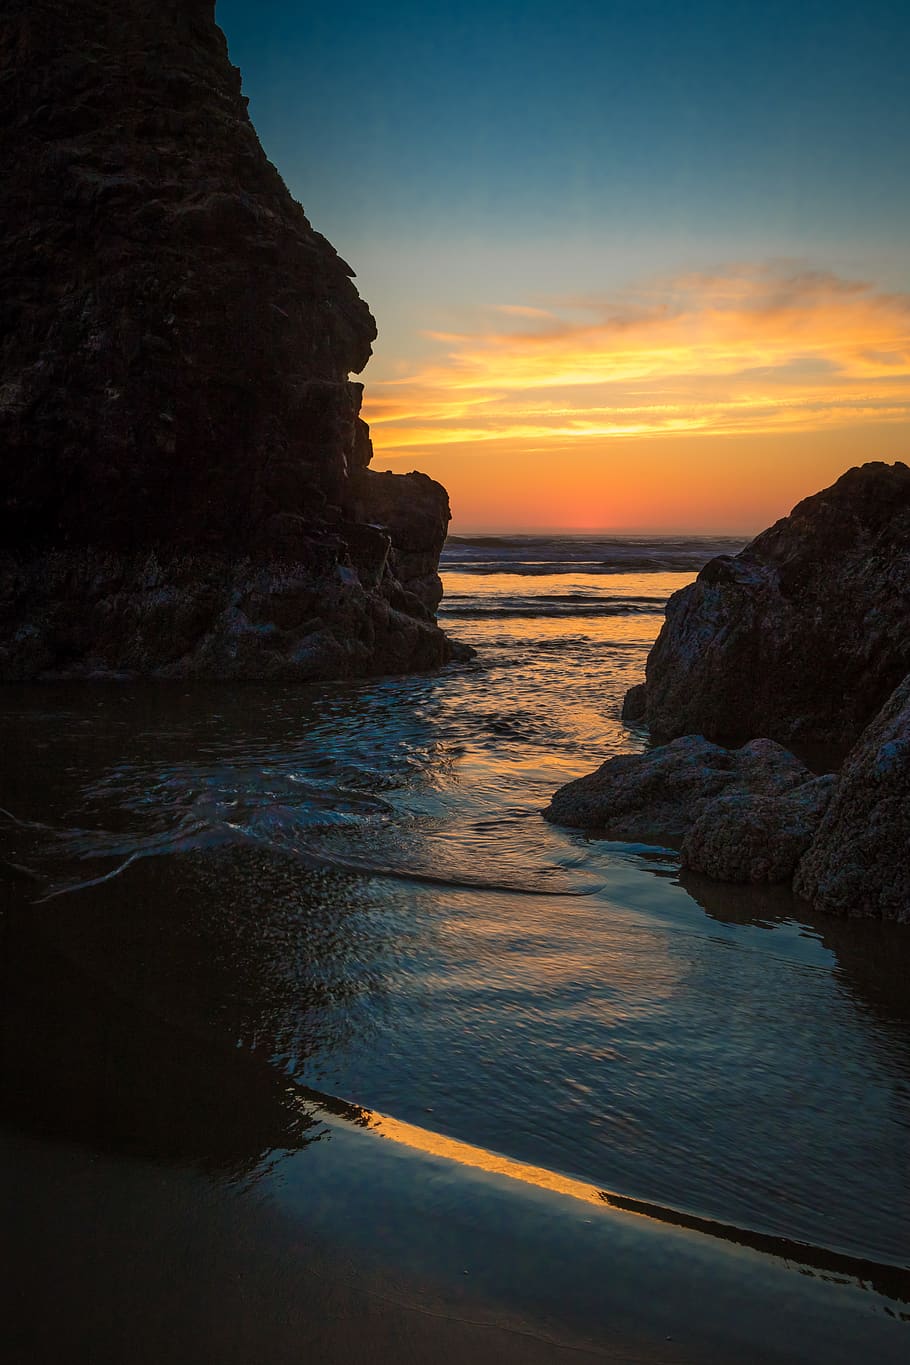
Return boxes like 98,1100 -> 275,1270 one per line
3,1085 -> 907,1365
2,898 -> 908,1365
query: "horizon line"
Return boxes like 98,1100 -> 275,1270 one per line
447,526 -> 758,537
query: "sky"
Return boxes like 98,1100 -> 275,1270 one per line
217,0 -> 910,531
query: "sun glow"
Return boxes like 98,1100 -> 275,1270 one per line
364,265 -> 910,451
362,264 -> 910,530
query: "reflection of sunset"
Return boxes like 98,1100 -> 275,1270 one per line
303,1092 -> 608,1208
305,1094 -> 901,1287
368,1108 -> 608,1206
364,266 -> 910,529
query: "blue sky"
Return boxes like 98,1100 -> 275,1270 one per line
218,0 -> 909,252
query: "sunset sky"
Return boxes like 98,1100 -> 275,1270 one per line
217,0 -> 910,531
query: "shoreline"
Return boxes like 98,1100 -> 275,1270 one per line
300,1084 -> 910,1297
3,1078 -> 908,1365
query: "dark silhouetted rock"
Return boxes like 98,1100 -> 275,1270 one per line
624,463 -> 910,749
681,774 -> 836,884
0,0 -> 455,679
621,682 -> 648,724
346,469 -> 450,617
794,676 -> 910,922
544,735 -> 812,847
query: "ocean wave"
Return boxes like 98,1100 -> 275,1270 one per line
445,592 -> 667,605
442,534 -> 747,575
0,786 -> 595,904
441,599 -> 664,619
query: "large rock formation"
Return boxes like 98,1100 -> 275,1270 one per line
544,735 -> 815,848
553,463 -> 910,915
0,0 -> 454,679
794,675 -> 910,922
624,463 -> 910,750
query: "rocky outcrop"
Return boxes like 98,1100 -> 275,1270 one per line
544,736 -> 814,847
0,541 -> 451,681
623,463 -> 910,750
794,676 -> 910,922
346,469 -> 450,619
682,774 -> 835,884
561,463 -> 910,915
0,0 -> 455,679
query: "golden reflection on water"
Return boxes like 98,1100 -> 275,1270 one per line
364,1105 -> 606,1207
437,568 -> 690,772
455,611 -> 663,646
441,568 -> 691,620
303,1092 -> 910,1303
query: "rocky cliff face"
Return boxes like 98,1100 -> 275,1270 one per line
624,462 -> 910,750
0,0 -> 454,679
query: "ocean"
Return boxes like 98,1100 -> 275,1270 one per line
2,534 -> 909,1358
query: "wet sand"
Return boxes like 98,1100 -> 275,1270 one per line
3,1096 -> 908,1365
1,914 -> 906,1365
2,781 -> 910,1362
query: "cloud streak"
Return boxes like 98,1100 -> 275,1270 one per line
363,265 -> 910,453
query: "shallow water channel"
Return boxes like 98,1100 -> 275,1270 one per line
2,536 -> 908,1360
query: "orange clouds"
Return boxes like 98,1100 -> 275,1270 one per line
362,265 -> 910,453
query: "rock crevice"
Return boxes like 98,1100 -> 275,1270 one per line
794,675 -> 910,921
